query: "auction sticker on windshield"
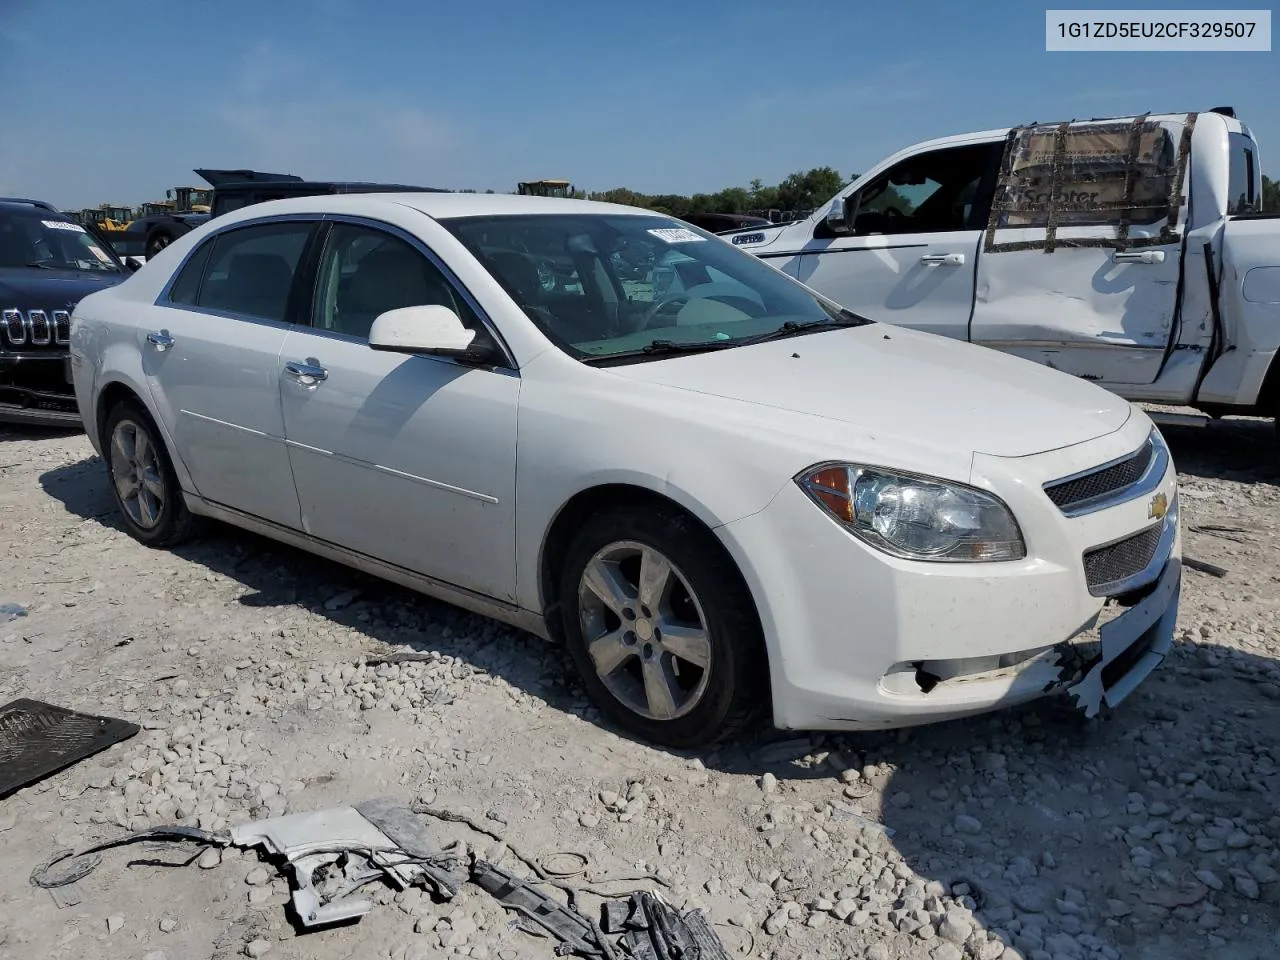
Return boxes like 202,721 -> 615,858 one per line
647,227 -> 706,244
42,220 -> 86,233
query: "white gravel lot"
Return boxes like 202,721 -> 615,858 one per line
0,416 -> 1277,960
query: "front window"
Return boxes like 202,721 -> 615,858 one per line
440,213 -> 867,363
0,211 -> 123,273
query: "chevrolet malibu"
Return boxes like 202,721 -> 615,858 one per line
69,193 -> 1182,748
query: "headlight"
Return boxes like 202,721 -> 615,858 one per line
796,463 -> 1025,562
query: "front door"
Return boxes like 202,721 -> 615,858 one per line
142,219 -> 316,529
968,116 -> 1190,386
789,141 -> 1004,342
278,220 -> 521,602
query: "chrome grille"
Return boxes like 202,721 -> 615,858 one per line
28,309 -> 51,345
1,309 -> 24,345
1083,524 -> 1163,596
1044,435 -> 1157,515
0,308 -> 72,347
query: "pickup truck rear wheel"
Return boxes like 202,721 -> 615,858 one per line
103,399 -> 200,547
557,505 -> 767,748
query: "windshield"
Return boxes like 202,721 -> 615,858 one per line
439,213 -> 868,362
0,211 -> 123,273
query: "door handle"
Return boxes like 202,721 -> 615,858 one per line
1113,250 -> 1165,264
920,253 -> 965,265
145,330 -> 174,351
284,359 -> 328,385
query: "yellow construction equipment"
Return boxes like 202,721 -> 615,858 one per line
166,186 -> 212,213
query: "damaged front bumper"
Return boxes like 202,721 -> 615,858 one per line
714,418 -> 1183,731
881,497 -> 1182,719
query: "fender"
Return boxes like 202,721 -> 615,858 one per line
92,343 -> 200,497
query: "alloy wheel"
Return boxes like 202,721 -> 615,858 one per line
109,418 -> 165,529
576,540 -> 713,721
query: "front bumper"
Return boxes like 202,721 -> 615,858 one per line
715,417 -> 1181,731
0,352 -> 82,429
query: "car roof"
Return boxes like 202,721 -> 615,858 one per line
210,191 -> 666,227
0,198 -> 65,216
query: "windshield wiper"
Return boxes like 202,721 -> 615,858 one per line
641,338 -> 737,355
737,314 -> 869,346
25,260 -> 57,270
585,338 -> 738,365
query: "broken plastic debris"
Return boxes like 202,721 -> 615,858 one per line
30,798 -> 735,959
1,602 -> 27,622
614,890 -> 732,960
471,858 -> 605,956
229,801 -> 464,929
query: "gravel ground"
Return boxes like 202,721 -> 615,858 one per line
1,416 -> 1278,960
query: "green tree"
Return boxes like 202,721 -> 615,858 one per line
775,166 -> 846,212
1263,175 -> 1280,212
712,187 -> 750,213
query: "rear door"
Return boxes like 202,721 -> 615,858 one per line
968,115 -> 1191,386
788,140 -> 1004,342
143,218 -> 317,529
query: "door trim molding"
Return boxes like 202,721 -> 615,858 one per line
184,493 -> 549,639
758,242 -> 929,260
282,437 -> 500,504
973,339 -> 1166,353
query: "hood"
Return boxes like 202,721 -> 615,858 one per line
0,268 -> 126,308
608,324 -> 1132,459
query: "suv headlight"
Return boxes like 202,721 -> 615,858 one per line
796,463 -> 1025,562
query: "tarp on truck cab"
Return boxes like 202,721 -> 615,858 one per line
986,112 -> 1195,252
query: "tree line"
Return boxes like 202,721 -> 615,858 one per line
470,168 -> 1280,220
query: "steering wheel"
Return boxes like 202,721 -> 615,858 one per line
636,282 -> 766,330
638,292 -> 691,330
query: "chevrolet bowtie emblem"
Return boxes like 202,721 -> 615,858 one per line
1148,492 -> 1168,520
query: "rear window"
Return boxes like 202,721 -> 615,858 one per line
995,118 -> 1183,229
1227,132 -> 1260,214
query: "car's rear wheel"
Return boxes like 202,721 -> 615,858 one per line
103,399 -> 199,547
558,505 -> 766,748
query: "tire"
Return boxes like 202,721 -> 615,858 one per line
102,399 -> 200,547
145,231 -> 174,259
557,504 -> 767,748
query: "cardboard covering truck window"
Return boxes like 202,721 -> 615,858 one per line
994,120 -> 1180,230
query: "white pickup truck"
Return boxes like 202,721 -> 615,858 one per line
727,108 -> 1280,432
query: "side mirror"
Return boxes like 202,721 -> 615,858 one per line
123,257 -> 142,273
824,195 -> 859,235
369,305 -> 477,356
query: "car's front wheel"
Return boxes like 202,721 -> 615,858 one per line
103,399 -> 200,547
558,505 -> 767,748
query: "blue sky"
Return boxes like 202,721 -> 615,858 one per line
1,0 -> 1275,209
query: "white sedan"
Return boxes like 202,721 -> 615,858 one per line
68,193 -> 1182,748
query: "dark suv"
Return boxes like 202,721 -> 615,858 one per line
0,198 -> 132,427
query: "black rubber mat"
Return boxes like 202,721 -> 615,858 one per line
0,698 -> 139,800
